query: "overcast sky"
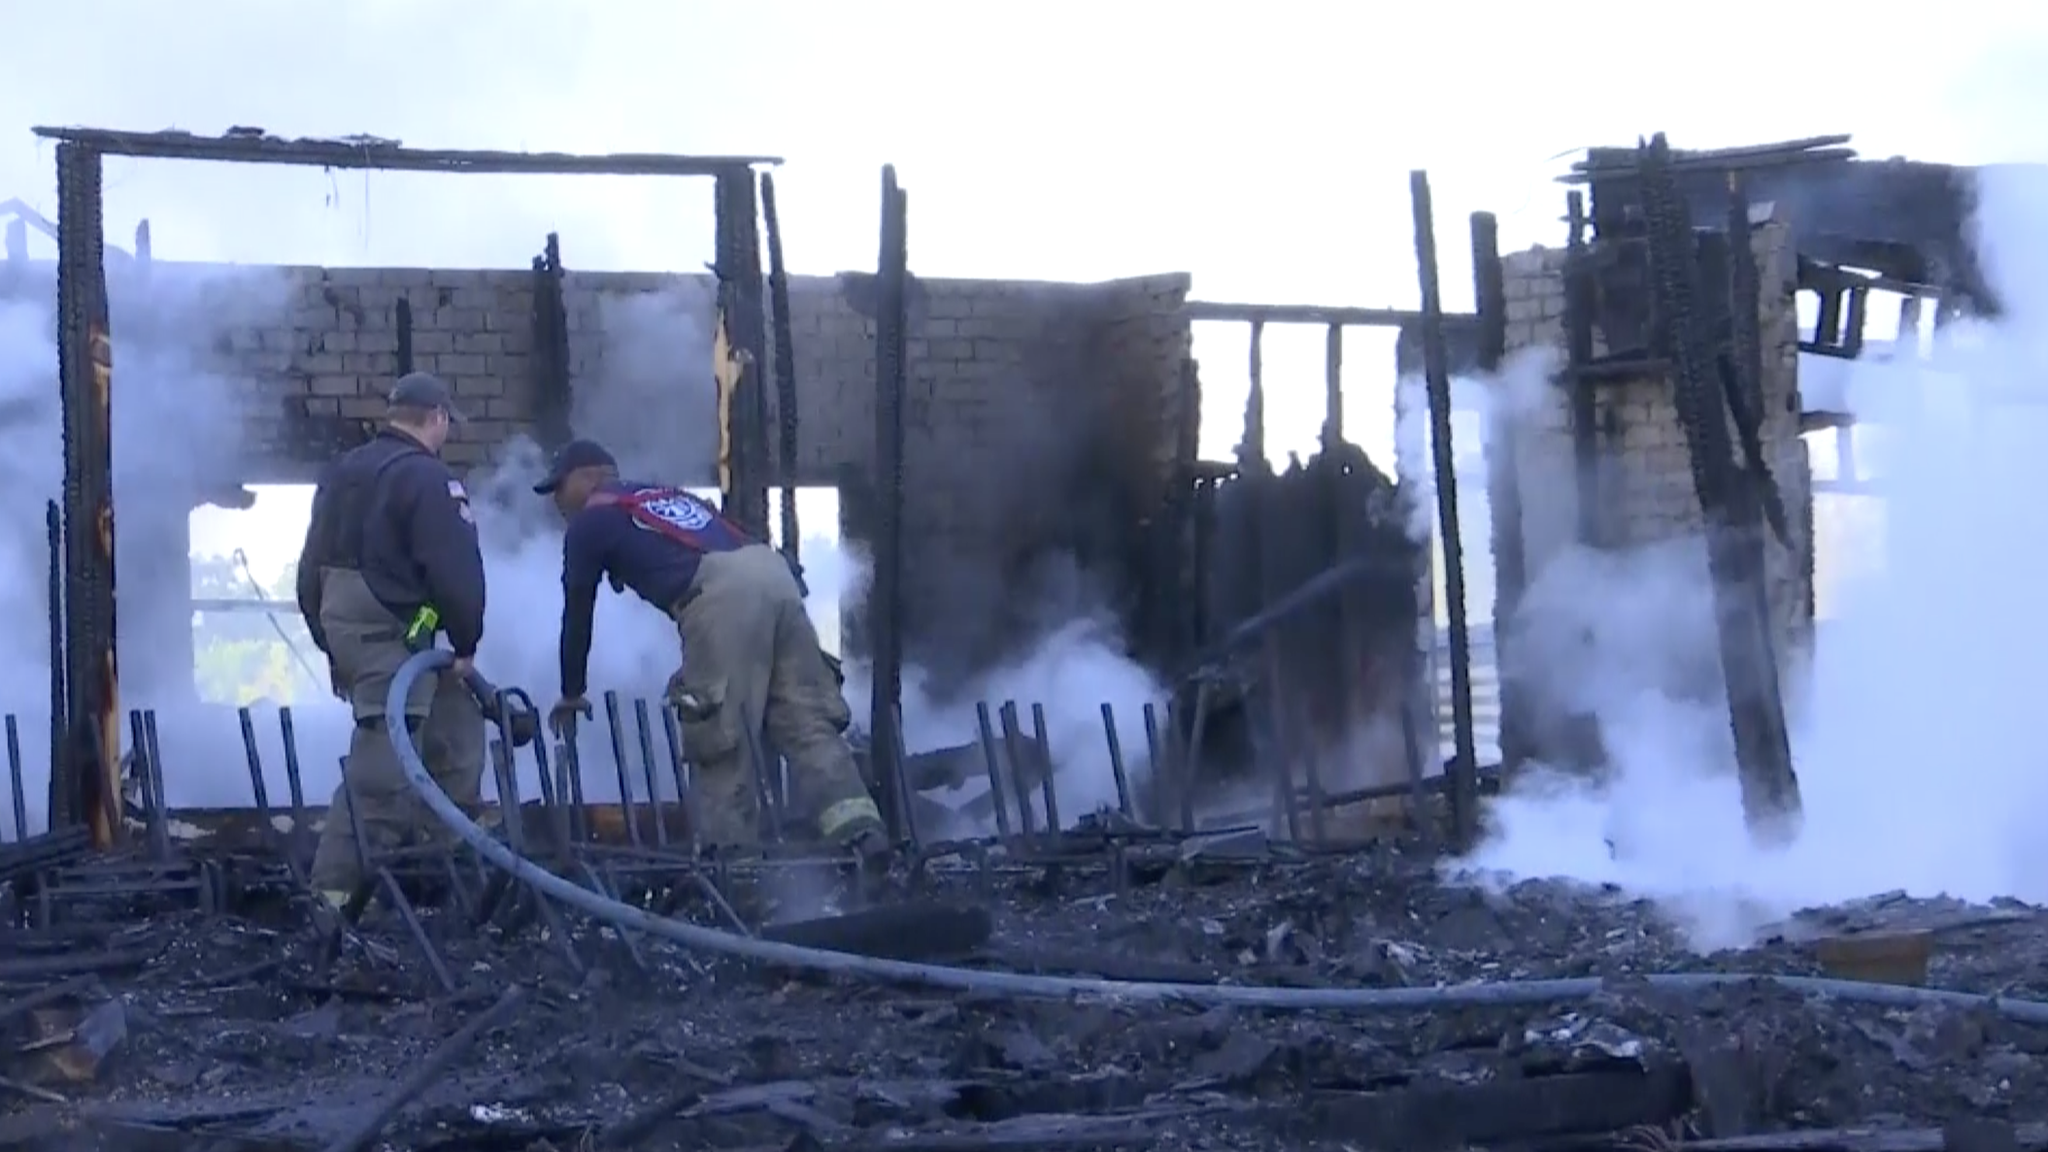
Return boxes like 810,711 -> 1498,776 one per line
6,0 -> 2044,577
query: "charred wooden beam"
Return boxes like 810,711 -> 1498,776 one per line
1637,136 -> 1802,841
1563,192 -> 1603,548
1563,133 -> 1856,182
1305,1063 -> 1692,1147
54,144 -> 121,848
1241,320 -> 1266,467
1410,170 -> 1479,849
713,166 -> 772,538
868,166 -> 912,841
394,296 -> 414,375
1188,299 -> 1479,329
1472,211 -> 1530,779
761,173 -> 803,569
31,125 -> 781,177
43,501 -> 64,832
1797,255 -> 1943,300
530,234 -> 571,451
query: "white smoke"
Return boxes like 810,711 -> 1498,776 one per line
1393,374 -> 1441,544
1461,168 -> 2048,948
834,547 -> 1167,831
438,281 -> 723,805
0,259 -> 304,828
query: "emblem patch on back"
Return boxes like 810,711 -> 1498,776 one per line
642,493 -> 714,532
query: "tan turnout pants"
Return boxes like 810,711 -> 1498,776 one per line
671,544 -> 881,845
308,569 -> 485,893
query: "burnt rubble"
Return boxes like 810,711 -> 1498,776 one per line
3,678 -> 2048,1151
7,817 -> 2048,1152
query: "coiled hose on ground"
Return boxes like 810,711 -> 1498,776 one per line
389,649 -> 2048,1020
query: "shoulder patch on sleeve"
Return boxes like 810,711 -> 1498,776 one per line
447,479 -> 467,500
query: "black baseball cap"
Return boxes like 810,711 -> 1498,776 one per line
533,439 -> 618,494
387,372 -> 468,422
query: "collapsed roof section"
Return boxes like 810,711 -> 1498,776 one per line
1561,134 -> 2021,318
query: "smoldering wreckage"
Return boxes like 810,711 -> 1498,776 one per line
0,124 -> 2030,1152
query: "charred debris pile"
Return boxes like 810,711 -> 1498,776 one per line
6,701 -> 2048,1152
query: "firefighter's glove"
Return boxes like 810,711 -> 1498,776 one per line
547,696 -> 593,738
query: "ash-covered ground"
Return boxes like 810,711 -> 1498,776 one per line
5,839 -> 2048,1151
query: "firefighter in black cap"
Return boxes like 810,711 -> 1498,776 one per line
535,439 -> 888,859
296,372 -> 488,905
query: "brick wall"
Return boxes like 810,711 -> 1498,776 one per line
0,263 -> 306,702
40,261 -> 1195,686
1494,214 -> 1813,673
218,266 -> 1190,480
1096,275 -> 1198,515
1094,275 -> 1196,661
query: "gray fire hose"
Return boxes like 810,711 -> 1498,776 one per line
386,648 -> 2048,1019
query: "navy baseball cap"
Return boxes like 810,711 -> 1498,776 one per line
387,372 -> 468,422
533,439 -> 618,494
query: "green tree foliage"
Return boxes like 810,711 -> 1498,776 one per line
191,555 -> 324,706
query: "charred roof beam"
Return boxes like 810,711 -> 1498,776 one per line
31,126 -> 782,177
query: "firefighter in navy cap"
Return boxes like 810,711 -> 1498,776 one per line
535,439 -> 888,860
296,371 -> 488,906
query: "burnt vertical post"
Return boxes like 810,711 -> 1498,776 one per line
1842,287 -> 1869,358
1564,191 -> 1602,548
54,143 -> 121,846
1636,138 -> 1800,839
530,233 -> 571,450
132,219 -> 151,271
713,166 -> 772,538
1410,170 -> 1479,849
1897,295 -> 1924,355
1320,323 -> 1362,754
1724,169 -> 1801,824
761,173 -> 803,568
45,501 -> 65,829
1813,287 -> 1844,353
1472,211 -> 1528,778
1725,180 -> 1766,447
3,216 -> 24,267
1321,324 -> 1344,442
1240,319 -> 1269,613
395,297 -> 415,376
868,166 -> 912,840
1241,321 -> 1267,467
